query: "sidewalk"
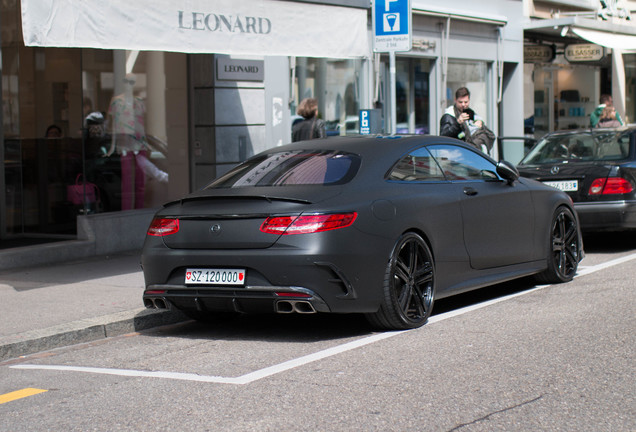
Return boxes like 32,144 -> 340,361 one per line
0,250 -> 187,362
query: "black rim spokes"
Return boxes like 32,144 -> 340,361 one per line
394,239 -> 433,320
552,211 -> 579,277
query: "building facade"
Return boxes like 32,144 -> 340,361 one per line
0,0 -> 371,248
6,0 -> 631,254
522,0 -> 636,140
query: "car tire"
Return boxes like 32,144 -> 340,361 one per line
366,232 -> 435,330
535,206 -> 581,284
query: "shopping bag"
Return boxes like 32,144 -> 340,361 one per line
67,174 -> 98,205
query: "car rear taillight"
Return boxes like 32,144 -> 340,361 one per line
147,218 -> 179,236
260,212 -> 357,235
589,177 -> 634,195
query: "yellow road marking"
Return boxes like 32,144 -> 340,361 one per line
0,388 -> 47,404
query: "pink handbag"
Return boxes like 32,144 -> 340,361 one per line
67,174 -> 99,205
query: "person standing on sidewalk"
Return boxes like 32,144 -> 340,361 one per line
440,87 -> 495,153
292,98 -> 326,142
590,94 -> 624,127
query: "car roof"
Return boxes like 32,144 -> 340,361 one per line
541,125 -> 636,137
267,135 -> 477,158
262,135 -> 498,180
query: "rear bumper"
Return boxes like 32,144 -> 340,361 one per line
574,200 -> 636,231
143,284 -> 331,314
141,236 -> 391,315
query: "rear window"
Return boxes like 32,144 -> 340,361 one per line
520,130 -> 632,165
205,150 -> 360,188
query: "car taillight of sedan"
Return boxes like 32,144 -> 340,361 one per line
147,218 -> 179,236
588,177 -> 634,195
260,212 -> 357,235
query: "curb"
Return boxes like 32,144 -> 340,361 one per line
0,308 -> 188,362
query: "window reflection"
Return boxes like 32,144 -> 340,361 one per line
396,58 -> 430,135
446,60 -> 489,126
2,41 -> 171,236
292,58 -> 362,137
428,144 -> 499,181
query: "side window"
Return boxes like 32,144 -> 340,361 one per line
618,133 -> 632,158
428,144 -> 500,181
598,132 -> 631,160
564,135 -> 594,159
388,147 -> 446,182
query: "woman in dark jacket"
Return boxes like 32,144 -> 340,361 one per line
292,98 -> 326,142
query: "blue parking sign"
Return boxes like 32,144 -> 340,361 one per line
373,0 -> 411,52
359,109 -> 382,135
360,110 -> 370,135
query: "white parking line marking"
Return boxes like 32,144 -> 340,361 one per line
12,364 -> 241,384
574,252 -> 636,277
11,252 -> 636,384
12,332 -> 406,385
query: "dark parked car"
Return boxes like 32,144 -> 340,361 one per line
517,127 -> 636,232
142,136 -> 582,330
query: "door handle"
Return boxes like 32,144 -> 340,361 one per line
463,187 -> 478,196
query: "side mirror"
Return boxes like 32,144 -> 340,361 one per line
496,160 -> 519,185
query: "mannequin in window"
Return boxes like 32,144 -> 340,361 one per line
46,124 -> 63,138
106,73 -> 149,210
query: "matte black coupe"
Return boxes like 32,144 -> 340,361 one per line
142,136 -> 582,330
517,127 -> 636,231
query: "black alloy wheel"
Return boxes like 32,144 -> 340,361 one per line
367,232 -> 435,330
535,206 -> 580,284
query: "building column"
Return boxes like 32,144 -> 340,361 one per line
612,49 -> 627,122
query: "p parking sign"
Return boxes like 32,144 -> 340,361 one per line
373,0 -> 411,52
359,109 -> 382,135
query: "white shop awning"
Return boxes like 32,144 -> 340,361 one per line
524,16 -> 636,50
571,27 -> 636,50
21,0 -> 370,58
412,3 -> 507,25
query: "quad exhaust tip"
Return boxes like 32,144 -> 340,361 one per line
144,297 -> 168,310
276,300 -> 317,314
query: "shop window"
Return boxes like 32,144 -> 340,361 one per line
2,44 -> 171,237
81,49 -> 170,213
528,58 -> 600,138
292,58 -> 363,137
446,60 -> 489,126
395,58 -> 430,135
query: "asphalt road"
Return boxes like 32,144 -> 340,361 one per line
1,233 -> 635,431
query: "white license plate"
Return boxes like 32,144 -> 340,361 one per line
543,180 -> 578,192
185,268 -> 246,285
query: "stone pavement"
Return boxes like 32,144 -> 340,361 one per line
0,250 -> 186,362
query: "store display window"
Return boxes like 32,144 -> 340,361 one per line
446,60 -> 490,127
292,58 -> 363,137
2,41 -> 170,237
